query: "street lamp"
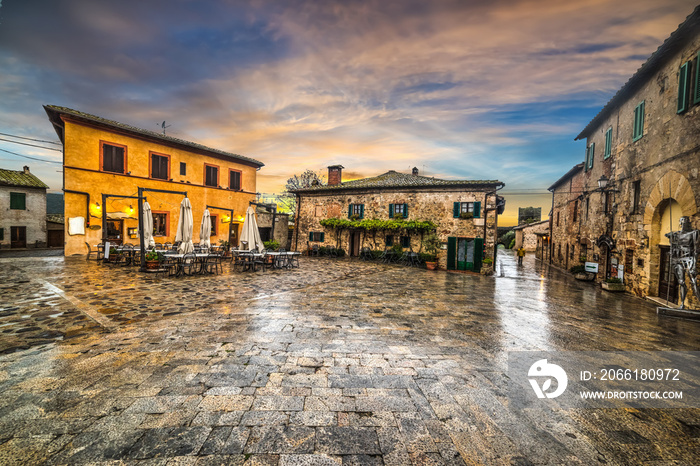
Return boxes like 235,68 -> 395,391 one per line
597,175 -> 609,190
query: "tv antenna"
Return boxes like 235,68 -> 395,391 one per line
159,121 -> 171,135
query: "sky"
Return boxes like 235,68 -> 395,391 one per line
0,0 -> 697,226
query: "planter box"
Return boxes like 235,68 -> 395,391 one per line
602,282 -> 625,292
574,272 -> 596,281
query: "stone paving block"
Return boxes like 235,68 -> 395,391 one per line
315,427 -> 381,455
327,374 -> 372,389
126,426 -> 211,459
252,395 -> 304,411
289,411 -> 337,427
46,429 -> 145,464
240,411 -> 290,426
395,412 -> 439,454
355,395 -> 418,413
194,455 -> 246,465
245,426 -> 315,454
279,454 -> 341,465
123,396 -> 192,414
340,454 -> 384,465
304,396 -> 356,412
197,395 -> 254,412
343,411 -> 396,428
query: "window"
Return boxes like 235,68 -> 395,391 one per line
309,231 -> 324,242
556,211 -> 559,227
585,143 -> 595,170
0,228 -> 3,241
389,203 -> 408,218
603,191 -> 611,214
604,127 -> 612,159
678,60 -> 692,113
10,192 -> 26,210
210,215 -> 218,236
180,162 -> 186,176
573,200 -> 578,223
152,212 -> 168,236
401,236 -> 410,248
625,249 -> 634,274
348,203 -> 364,219
586,197 -> 590,221
632,180 -> 641,214
101,142 -> 126,174
204,164 -> 219,187
385,235 -> 394,246
229,170 -> 241,191
452,201 -> 481,218
633,101 -> 645,141
150,152 -> 169,180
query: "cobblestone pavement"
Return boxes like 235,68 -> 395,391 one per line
0,251 -> 698,465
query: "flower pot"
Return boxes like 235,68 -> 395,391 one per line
145,260 -> 160,270
425,261 -> 437,270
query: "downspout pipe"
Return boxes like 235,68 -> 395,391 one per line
63,189 -> 90,226
482,183 -> 505,261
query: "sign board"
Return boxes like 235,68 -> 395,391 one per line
584,262 -> 599,273
618,264 -> 624,282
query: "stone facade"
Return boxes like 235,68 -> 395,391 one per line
513,219 -> 549,252
0,166 -> 48,249
291,168 -> 504,271
552,6 -> 700,307
256,208 -> 290,249
549,163 -> 584,271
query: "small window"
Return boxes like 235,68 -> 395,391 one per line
348,203 -> 364,219
180,162 -> 186,176
385,235 -> 393,247
625,249 -> 634,274
633,101 -> 645,141
152,212 -> 168,236
603,191 -> 611,214
586,197 -> 590,221
229,170 -> 241,191
150,153 -> 169,180
556,211 -> 559,227
389,203 -> 408,218
604,127 -> 612,159
10,192 -> 26,210
452,201 -> 481,218
632,180 -> 641,214
401,236 -> 410,248
205,164 -> 219,187
573,200 -> 578,223
586,143 -> 595,170
677,61 -> 691,113
309,231 -> 324,242
101,142 -> 126,174
210,215 -> 218,236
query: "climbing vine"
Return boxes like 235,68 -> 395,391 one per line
319,217 -> 437,233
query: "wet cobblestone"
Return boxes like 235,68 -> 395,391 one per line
0,252 -> 698,464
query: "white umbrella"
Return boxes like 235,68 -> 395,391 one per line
176,197 -> 194,254
142,201 -> 156,248
199,209 -> 212,249
240,206 -> 263,251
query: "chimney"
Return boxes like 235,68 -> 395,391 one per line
412,167 -> 418,176
23,165 -> 30,174
328,165 -> 344,186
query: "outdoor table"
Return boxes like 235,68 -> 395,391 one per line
161,253 -> 211,276
267,251 -> 301,269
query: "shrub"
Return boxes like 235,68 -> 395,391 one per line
264,240 -> 279,251
482,258 -> 493,265
391,242 -> 403,254
371,250 -> 384,260
606,277 -> 622,284
508,239 -> 516,249
336,248 -> 346,257
569,265 -> 586,274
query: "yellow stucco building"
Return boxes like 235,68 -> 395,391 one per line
44,105 -> 264,256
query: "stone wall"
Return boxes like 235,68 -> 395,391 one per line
514,220 -> 549,251
292,187 -> 501,266
550,166 -> 584,271
0,186 -> 47,248
256,210 -> 290,249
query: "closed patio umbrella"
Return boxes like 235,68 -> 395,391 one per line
199,208 -> 212,249
176,197 -> 194,254
142,201 -> 156,248
240,206 -> 263,251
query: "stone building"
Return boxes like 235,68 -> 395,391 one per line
548,163 -> 584,271
255,206 -> 290,250
513,219 -> 549,252
0,166 -> 49,249
44,105 -> 263,255
290,165 -> 505,272
552,5 -> 700,306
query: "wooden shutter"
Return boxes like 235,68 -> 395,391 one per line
10,192 -> 25,210
473,237 -> 484,272
348,204 -> 353,218
677,61 -> 691,113
389,204 -> 394,218
359,204 -> 364,219
446,237 -> 456,270
320,232 -> 325,242
694,51 -> 700,105
473,202 -> 481,218
588,143 -> 595,169
309,232 -> 313,241
403,203 -> 408,218
604,128 -> 612,159
453,202 -> 460,218
634,101 -> 645,140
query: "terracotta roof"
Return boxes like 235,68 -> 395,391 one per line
0,167 -> 49,189
576,5 -> 700,140
290,170 -> 504,193
43,105 -> 264,168
47,214 -> 64,224
512,219 -> 549,231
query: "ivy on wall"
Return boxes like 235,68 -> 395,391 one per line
319,217 -> 437,233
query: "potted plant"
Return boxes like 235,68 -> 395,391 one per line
218,239 -> 231,257
108,246 -> 121,262
570,264 -> 595,281
480,257 -> 494,275
263,240 -> 280,251
602,277 -> 625,291
144,249 -> 160,270
459,212 -> 474,220
422,232 -> 441,270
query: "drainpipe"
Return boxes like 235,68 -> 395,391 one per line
293,193 -> 301,252
63,189 -> 90,226
549,189 -> 555,264
482,183 -> 505,261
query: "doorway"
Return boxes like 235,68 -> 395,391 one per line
349,231 -> 362,257
447,237 -> 483,271
658,246 -> 678,303
11,226 -> 26,248
105,219 -> 123,245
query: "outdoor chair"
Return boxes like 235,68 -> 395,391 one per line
310,244 -> 320,256
203,253 -> 223,275
120,244 -> 134,266
359,247 -> 372,261
85,242 -> 104,261
289,252 -> 300,268
161,255 -> 180,277
232,251 -> 250,272
274,252 -> 288,269
164,242 -> 173,250
181,252 -> 199,276
254,251 -> 273,272
327,246 -> 337,258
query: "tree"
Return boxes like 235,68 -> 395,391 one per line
284,169 -> 326,192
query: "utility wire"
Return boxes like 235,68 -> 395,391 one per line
0,147 -> 62,164
0,131 -> 62,145
0,137 -> 62,152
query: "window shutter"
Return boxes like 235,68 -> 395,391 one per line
604,128 -> 612,159
588,143 -> 595,169
320,232 -> 325,242
10,193 -> 25,210
359,204 -> 364,219
403,203 -> 408,218
473,201 -> 481,218
694,51 -> 700,105
389,204 -> 394,218
309,232 -> 313,241
473,237 -> 484,272
348,204 -> 353,218
453,202 -> 460,218
634,101 -> 645,140
677,61 -> 690,113
446,237 -> 456,270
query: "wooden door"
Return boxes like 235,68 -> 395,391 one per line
349,231 -> 361,256
658,246 -> 678,303
11,226 -> 26,248
47,230 -> 64,248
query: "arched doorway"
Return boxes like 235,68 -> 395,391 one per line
653,199 -> 683,302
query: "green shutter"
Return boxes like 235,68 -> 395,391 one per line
694,51 -> 700,105
446,237 -> 456,270
320,232 -> 325,242
453,202 -> 460,218
10,192 -> 26,210
359,204 -> 364,219
474,237 -> 484,272
604,128 -> 612,159
473,201 -> 481,218
633,101 -> 645,141
677,61 -> 690,113
403,203 -> 408,218
389,204 -> 394,218
348,204 -> 353,218
309,232 -> 313,241
587,143 -> 595,169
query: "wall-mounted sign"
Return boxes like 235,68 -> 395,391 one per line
584,262 -> 599,273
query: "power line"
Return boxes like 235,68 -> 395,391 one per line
0,147 -> 62,164
0,137 -> 62,152
0,131 -> 62,145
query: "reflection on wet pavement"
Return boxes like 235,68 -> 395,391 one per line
0,251 -> 698,464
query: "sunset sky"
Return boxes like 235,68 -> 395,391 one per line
0,0 -> 697,226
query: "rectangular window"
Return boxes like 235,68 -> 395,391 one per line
401,236 -> 410,248
204,164 -> 219,187
573,200 -> 578,223
10,192 -> 26,210
101,142 -> 126,174
229,170 -> 241,191
633,101 -> 645,141
678,61 -> 691,113
453,201 -> 481,218
604,127 -> 612,159
632,180 -> 641,214
210,214 -> 218,236
309,231 -> 324,242
180,162 -> 186,176
385,235 -> 393,247
150,153 -> 169,180
152,212 -> 168,237
348,203 -> 364,219
556,211 -> 559,227
586,197 -> 590,221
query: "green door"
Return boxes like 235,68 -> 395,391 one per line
447,237 -> 483,271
